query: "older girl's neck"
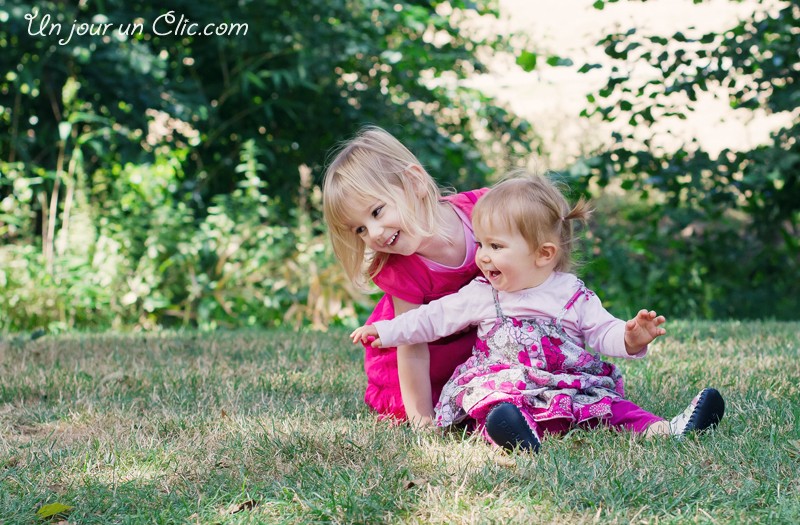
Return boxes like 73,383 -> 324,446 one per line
415,202 -> 465,267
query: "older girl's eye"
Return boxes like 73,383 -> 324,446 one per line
372,205 -> 383,218
355,226 -> 366,235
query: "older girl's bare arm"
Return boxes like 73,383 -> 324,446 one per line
393,296 -> 434,427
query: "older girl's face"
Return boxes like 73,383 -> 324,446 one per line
345,197 -> 423,256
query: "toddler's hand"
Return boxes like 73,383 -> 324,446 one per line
624,309 -> 666,355
350,325 -> 382,347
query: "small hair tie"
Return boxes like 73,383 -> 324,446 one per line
561,216 -> 566,222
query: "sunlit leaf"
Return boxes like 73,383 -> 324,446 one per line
516,50 -> 537,72
36,502 -> 73,519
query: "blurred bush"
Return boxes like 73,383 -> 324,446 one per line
1,0 -> 797,330
574,0 -> 799,320
0,149 -> 369,331
0,0 -> 531,331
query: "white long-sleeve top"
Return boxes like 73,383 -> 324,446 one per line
373,272 -> 647,359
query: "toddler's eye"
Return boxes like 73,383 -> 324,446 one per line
491,243 -> 501,250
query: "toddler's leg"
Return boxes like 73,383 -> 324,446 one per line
484,403 -> 541,453
616,388 -> 726,437
605,398 -> 665,434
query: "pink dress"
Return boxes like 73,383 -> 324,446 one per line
372,273 -> 648,428
363,189 -> 488,420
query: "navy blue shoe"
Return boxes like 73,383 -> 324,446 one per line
669,388 -> 725,437
485,403 -> 541,453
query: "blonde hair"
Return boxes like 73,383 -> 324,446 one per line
322,126 -> 450,289
472,170 -> 592,273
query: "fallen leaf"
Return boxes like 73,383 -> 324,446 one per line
100,371 -> 126,384
402,478 -> 428,490
2,455 -> 20,469
787,439 -> 800,459
493,454 -> 517,468
36,502 -> 73,520
224,499 -> 258,514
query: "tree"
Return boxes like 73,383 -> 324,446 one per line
575,0 -> 799,319
0,0 -> 537,330
0,0 -> 535,221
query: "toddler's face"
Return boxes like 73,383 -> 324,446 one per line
473,222 -> 543,292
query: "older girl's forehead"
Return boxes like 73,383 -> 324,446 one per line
341,195 -> 382,226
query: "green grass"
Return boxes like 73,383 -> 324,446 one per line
1,321 -> 798,524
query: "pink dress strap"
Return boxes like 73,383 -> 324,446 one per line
555,280 -> 594,326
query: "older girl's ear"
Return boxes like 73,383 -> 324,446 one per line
404,164 -> 428,198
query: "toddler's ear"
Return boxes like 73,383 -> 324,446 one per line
536,242 -> 558,266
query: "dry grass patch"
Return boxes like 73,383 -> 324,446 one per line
1,323 -> 798,523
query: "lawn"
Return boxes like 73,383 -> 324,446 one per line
1,321 -> 798,524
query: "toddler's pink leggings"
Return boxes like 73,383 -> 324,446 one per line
524,398 -> 664,437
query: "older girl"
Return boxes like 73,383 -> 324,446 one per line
323,126 -> 487,425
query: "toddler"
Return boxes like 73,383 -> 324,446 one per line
351,172 -> 725,451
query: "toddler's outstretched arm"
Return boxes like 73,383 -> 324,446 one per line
350,324 -> 383,348
624,309 -> 666,355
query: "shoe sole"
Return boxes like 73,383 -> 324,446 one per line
485,403 -> 541,453
686,387 -> 725,434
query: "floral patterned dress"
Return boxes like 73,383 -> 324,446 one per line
435,285 -> 625,427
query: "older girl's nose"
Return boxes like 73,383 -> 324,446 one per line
366,223 -> 382,241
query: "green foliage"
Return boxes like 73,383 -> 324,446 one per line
2,0 -> 797,328
576,0 -> 799,319
0,0 -> 534,330
0,0 -> 535,203
0,148 -> 365,331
